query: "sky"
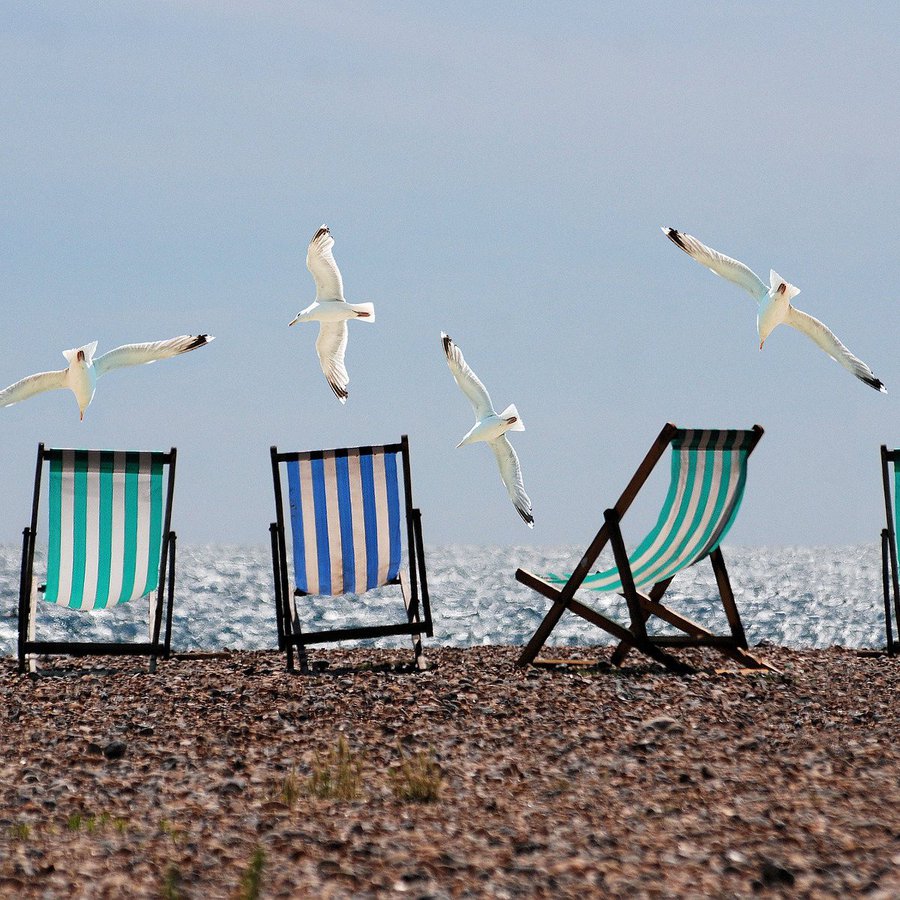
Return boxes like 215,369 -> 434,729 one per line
1,2 -> 898,549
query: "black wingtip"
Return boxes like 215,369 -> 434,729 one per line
185,334 -> 212,351
312,225 -> 330,242
664,227 -> 689,253
441,332 -> 453,357
329,381 -> 349,403
517,506 -> 535,527
864,374 -> 887,393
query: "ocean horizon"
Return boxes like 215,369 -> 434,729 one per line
0,543 -> 889,658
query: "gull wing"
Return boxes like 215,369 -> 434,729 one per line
0,368 -> 68,408
94,334 -> 214,376
784,306 -> 885,392
489,435 -> 534,527
315,321 -> 350,403
441,333 -> 494,420
663,228 -> 769,300
306,225 -> 345,301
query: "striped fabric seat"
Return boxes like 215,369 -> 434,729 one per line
550,429 -> 753,593
43,450 -> 167,610
286,446 -> 403,596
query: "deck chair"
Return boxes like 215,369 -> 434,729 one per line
269,435 -> 433,672
516,423 -> 770,672
879,445 -> 900,656
18,444 -> 177,674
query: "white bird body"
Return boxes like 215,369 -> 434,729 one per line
289,225 -> 375,403
441,332 -> 534,527
0,334 -> 214,419
456,403 -> 524,447
663,227 -> 885,392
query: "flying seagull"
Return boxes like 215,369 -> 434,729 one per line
441,332 -> 534,527
0,334 -> 215,420
662,227 -> 885,393
289,225 -> 375,403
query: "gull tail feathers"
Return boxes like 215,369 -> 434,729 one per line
351,302 -> 375,321
770,270 -> 800,301
63,341 -> 98,365
499,403 -> 525,431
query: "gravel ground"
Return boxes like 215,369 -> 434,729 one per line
0,644 -> 898,898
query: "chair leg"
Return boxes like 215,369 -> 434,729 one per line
883,531 -> 895,656
709,547 -> 748,649
400,570 -> 427,671
604,509 -> 647,639
610,578 -> 673,666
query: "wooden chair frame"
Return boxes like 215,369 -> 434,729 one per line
516,423 -> 771,672
270,434 -> 433,672
880,445 -> 900,656
17,443 -> 177,674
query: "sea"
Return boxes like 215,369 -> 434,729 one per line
0,543 -> 890,657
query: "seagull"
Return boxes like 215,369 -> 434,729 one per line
0,334 -> 215,420
662,227 -> 886,393
441,332 -> 534,527
289,225 -> 375,403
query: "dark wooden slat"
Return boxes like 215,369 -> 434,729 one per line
24,641 -> 163,657
287,621 -> 427,646
710,547 -> 747,648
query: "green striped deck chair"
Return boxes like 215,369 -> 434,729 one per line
18,444 -> 177,673
516,423 -> 771,672
269,435 -> 433,672
880,445 -> 900,656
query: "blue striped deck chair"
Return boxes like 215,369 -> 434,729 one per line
269,435 -> 433,671
880,445 -> 900,656
516,424 -> 771,672
17,444 -> 177,673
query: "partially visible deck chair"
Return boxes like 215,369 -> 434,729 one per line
516,423 -> 771,672
18,445 -> 177,674
879,445 -> 900,656
269,435 -> 433,672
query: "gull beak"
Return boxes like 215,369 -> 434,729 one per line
759,340 -> 765,351
80,411 -> 84,421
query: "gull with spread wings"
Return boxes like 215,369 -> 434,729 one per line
662,227 -> 885,392
0,334 -> 214,420
441,332 -> 534,527
289,225 -> 375,403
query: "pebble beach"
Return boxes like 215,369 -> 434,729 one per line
1,644 -> 898,898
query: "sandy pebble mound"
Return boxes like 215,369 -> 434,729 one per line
0,644 -> 898,898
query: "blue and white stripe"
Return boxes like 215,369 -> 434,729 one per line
287,447 -> 402,595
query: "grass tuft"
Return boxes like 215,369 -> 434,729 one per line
391,749 -> 443,803
237,846 -> 266,900
306,735 -> 362,801
278,767 -> 300,808
9,822 -> 31,840
161,863 -> 182,900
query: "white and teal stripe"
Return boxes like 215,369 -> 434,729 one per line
286,447 -> 402,596
43,450 -> 165,610
549,429 -> 754,593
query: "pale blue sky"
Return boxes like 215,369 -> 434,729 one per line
2,2 -> 898,547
